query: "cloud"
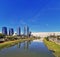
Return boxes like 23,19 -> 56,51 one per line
20,20 -> 26,25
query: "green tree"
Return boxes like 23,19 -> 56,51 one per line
0,33 -> 5,38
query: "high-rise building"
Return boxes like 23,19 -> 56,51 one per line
17,27 -> 21,36
27,26 -> 29,36
24,26 -> 29,36
29,31 -> 31,37
9,28 -> 14,36
24,26 -> 26,35
2,27 -> 7,35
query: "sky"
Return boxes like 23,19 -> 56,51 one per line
0,0 -> 60,33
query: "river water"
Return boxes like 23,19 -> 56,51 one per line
0,39 -> 55,57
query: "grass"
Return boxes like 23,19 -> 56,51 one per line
43,38 -> 60,57
0,37 -> 36,50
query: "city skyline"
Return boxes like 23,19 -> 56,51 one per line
0,0 -> 60,32
0,26 -> 30,36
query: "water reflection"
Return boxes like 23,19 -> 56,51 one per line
17,43 -> 21,48
17,40 -> 31,50
24,40 -> 31,50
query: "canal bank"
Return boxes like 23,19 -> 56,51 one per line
44,38 -> 60,57
0,38 -> 36,50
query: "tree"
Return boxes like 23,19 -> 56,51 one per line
0,33 -> 5,38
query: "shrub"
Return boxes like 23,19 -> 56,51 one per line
45,37 -> 49,41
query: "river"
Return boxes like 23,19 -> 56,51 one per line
0,39 -> 55,57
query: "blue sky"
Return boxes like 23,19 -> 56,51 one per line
0,0 -> 60,32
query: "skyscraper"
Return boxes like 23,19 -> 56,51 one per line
24,26 -> 29,36
17,27 -> 21,36
24,26 -> 26,35
27,26 -> 29,36
9,28 -> 14,36
2,27 -> 7,35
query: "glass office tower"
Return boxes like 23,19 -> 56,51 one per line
2,27 -> 7,35
9,28 -> 14,36
17,27 -> 21,36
